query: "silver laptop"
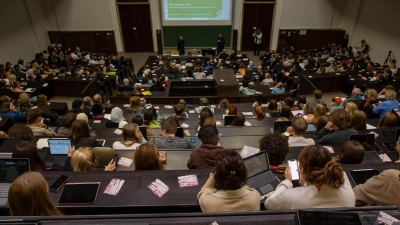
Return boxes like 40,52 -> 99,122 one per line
243,151 -> 281,195
0,158 -> 30,204
46,139 -> 71,167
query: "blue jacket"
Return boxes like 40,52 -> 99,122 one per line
0,110 -> 26,124
271,88 -> 285,94
373,99 -> 399,118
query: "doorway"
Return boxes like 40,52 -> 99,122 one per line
118,4 -> 154,52
241,3 -> 274,52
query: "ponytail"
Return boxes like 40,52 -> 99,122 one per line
309,160 -> 344,190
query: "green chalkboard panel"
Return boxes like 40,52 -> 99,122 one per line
163,26 -> 231,48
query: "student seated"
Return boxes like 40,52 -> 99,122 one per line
271,82 -> 285,94
197,150 -> 260,212
127,96 -> 146,114
258,133 -> 289,166
69,120 -> 101,149
26,108 -> 57,136
253,105 -> 265,119
0,100 -> 25,124
265,145 -> 355,210
314,109 -> 357,145
70,147 -> 115,171
376,112 -> 397,129
240,82 -> 256,95
149,78 -> 165,91
132,115 -> 155,136
155,118 -> 194,149
230,113 -> 245,126
143,108 -> 160,129
134,142 -> 165,171
187,125 -> 224,170
57,112 -> 76,136
174,103 -> 189,119
287,117 -> 315,147
112,123 -> 146,150
311,89 -> 327,107
8,123 -> 35,142
196,107 -> 213,132
13,142 -> 46,171
349,110 -> 367,130
195,98 -> 214,113
337,141 -> 365,164
8,172 -> 62,216
373,89 -> 399,118
105,107 -> 128,128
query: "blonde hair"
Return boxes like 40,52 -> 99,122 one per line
219,98 -> 229,108
345,102 -> 358,117
303,102 -> 315,115
8,172 -> 62,216
70,147 -> 95,171
367,89 -> 378,101
385,89 -> 397,100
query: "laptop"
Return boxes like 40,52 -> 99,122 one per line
330,105 -> 344,112
347,169 -> 380,188
306,124 -> 317,132
58,182 -> 101,205
243,151 -> 281,195
381,128 -> 400,152
270,120 -> 292,134
46,139 -> 71,167
349,134 -> 382,163
224,115 -> 235,126
0,158 -> 30,205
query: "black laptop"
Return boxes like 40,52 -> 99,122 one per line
347,169 -> 380,188
270,120 -> 292,134
224,115 -> 235,126
349,134 -> 382,163
139,126 -> 148,140
243,151 -> 281,195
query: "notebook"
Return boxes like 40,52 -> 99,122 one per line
243,151 -> 280,195
349,134 -> 381,163
46,139 -> 71,167
0,158 -> 30,205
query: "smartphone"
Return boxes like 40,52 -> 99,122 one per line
49,175 -> 70,193
383,143 -> 396,152
287,159 -> 299,180
114,154 -> 119,167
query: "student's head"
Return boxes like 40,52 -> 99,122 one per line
93,93 -> 102,104
345,102 -> 357,117
351,88 -> 361,97
129,96 -> 141,112
134,142 -> 164,171
280,105 -> 291,118
199,98 -> 209,106
329,109 -> 350,130
298,145 -> 344,190
111,107 -> 125,123
349,110 -> 367,130
8,124 -> 34,142
70,147 -> 95,171
366,88 -> 378,101
198,125 -> 219,145
12,141 -> 45,171
26,108 -> 43,125
61,112 -> 76,129
227,105 -> 237,115
0,101 -> 12,113
121,123 -> 141,144
313,89 -> 322,100
315,116 -> 329,132
213,150 -> 247,191
68,120 -> 90,141
268,99 -> 278,111
160,118 -> 178,136
254,105 -> 265,119
174,103 -> 185,116
36,94 -> 47,107
143,108 -> 155,125
385,89 -> 397,100
338,141 -> 365,164
298,95 -> 307,105
8,172 -> 62,216
72,99 -> 84,110
204,117 -> 217,127
292,117 -> 308,135
284,97 -> 295,107
313,104 -> 326,119
219,98 -> 229,108
91,104 -> 103,116
231,113 -> 245,126
259,133 -> 289,166
377,112 -> 397,129
131,115 -> 144,126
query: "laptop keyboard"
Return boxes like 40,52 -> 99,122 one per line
0,184 -> 11,196
365,151 -> 380,160
48,156 -> 66,163
247,172 -> 277,189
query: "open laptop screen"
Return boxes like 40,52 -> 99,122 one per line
48,139 -> 71,155
0,158 -> 29,183
243,151 -> 270,177
349,134 -> 374,151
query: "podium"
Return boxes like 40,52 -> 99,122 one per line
214,69 -> 239,96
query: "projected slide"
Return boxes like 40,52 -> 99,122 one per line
164,0 -> 230,21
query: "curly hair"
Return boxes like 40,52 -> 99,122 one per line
213,150 -> 247,191
258,133 -> 289,165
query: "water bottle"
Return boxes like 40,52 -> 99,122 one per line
190,137 -> 196,148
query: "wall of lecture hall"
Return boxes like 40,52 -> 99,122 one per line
347,0 -> 400,65
0,0 -> 49,64
278,0 -> 345,29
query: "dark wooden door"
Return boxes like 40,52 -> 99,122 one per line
118,4 -> 154,52
241,3 -> 274,51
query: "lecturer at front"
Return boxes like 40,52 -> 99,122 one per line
216,33 -> 225,55
177,36 -> 185,55
253,29 -> 262,56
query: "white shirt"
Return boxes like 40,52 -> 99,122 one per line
265,172 -> 355,210
288,136 -> 315,147
71,53 -> 78,60
112,137 -> 146,150
253,32 -> 262,44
